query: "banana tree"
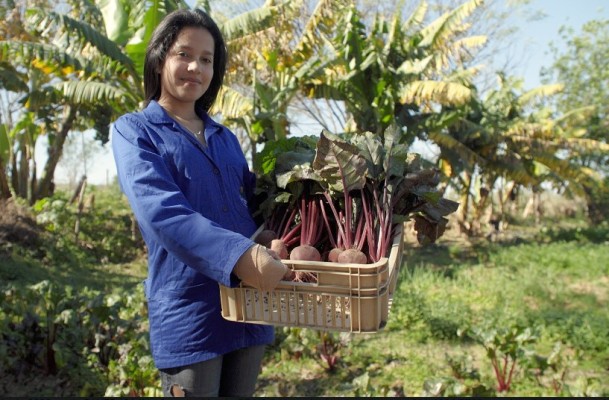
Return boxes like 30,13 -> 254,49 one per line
213,0 -> 348,164
423,74 -> 609,234
0,0 -> 185,202
0,61 -> 29,199
300,0 -> 485,142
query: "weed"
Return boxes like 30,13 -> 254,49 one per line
467,325 -> 538,392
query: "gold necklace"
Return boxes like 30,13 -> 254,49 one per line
165,109 -> 206,144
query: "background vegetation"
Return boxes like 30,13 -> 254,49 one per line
1,0 -> 608,397
1,184 -> 607,397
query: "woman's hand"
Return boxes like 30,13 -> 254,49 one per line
266,248 -> 295,281
233,245 -> 290,291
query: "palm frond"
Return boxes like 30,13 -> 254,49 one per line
0,40 -> 85,72
419,0 -> 483,48
565,137 -> 609,153
382,12 -> 401,56
428,129 -> 485,167
58,80 -> 139,110
24,86 -> 63,109
27,10 -> 138,79
212,85 -> 253,119
396,55 -> 433,76
295,0 -> 347,57
554,105 -> 597,127
447,65 -> 484,85
400,80 -> 472,106
220,5 -> 278,42
0,61 -> 28,92
532,153 -> 600,184
402,0 -> 427,33
504,120 -> 554,139
518,83 -> 564,106
97,0 -> 130,44
447,35 -> 487,60
488,154 -> 537,186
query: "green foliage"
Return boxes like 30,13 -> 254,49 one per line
3,201 -> 609,396
104,333 -> 161,397
542,18 -> 609,220
352,371 -> 399,397
386,285 -> 473,343
543,19 -> 609,146
422,374 -> 494,397
1,185 -> 152,396
271,327 -> 349,372
31,186 -> 144,265
536,223 -> 609,244
467,324 -> 538,392
0,280 -> 156,396
387,267 -> 473,342
583,177 -> 609,224
273,327 -> 320,361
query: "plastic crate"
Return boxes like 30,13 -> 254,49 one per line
219,224 -> 404,332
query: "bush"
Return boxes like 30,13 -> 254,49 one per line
32,186 -> 144,264
584,177 -> 609,225
0,281 -> 157,397
536,224 -> 609,244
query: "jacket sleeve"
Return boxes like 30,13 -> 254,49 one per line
111,115 -> 254,287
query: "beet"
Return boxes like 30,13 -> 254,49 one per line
337,248 -> 368,264
327,247 -> 344,263
270,239 -> 289,259
254,229 -> 278,247
290,244 -> 321,262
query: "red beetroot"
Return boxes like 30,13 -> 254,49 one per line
289,194 -> 324,262
337,248 -> 368,264
327,247 -> 344,262
270,238 -> 289,259
290,244 -> 321,262
254,229 -> 277,247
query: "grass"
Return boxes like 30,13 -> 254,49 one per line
256,221 -> 609,397
1,184 -> 147,293
2,251 -> 147,292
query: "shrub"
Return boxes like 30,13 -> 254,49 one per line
32,187 -> 144,264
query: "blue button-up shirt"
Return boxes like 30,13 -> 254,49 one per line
111,100 -> 273,369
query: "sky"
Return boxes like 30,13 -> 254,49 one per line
509,0 -> 608,90
48,0 -> 609,186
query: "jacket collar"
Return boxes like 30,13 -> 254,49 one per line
142,100 -> 223,136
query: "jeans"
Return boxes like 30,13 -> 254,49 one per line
159,345 -> 267,397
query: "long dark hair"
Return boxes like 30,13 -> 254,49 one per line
143,8 -> 227,113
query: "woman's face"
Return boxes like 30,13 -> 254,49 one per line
158,27 -> 215,109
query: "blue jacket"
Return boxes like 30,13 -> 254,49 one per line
111,100 -> 274,370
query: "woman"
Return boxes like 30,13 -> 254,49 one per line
111,8 -> 288,397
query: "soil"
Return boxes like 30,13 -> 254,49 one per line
0,198 -> 43,250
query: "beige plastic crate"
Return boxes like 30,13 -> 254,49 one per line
219,224 -> 404,332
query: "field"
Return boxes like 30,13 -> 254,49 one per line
1,186 -> 608,397
254,212 -> 609,397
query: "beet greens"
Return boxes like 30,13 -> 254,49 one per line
254,124 -> 459,265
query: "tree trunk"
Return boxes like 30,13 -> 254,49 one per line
522,191 -> 541,225
34,105 -> 77,202
0,157 -> 11,199
29,156 -> 37,204
69,175 -> 87,204
457,170 -> 473,235
16,138 -> 29,199
10,153 -> 18,197
74,176 -> 87,244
